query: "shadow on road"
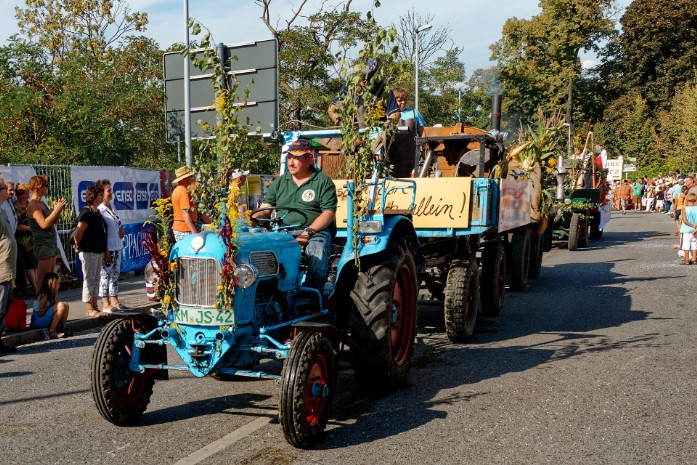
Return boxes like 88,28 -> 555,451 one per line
312,258 -> 654,449
139,392 -> 273,426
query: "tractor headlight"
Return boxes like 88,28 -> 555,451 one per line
358,220 -> 382,233
191,234 -> 205,253
234,264 -> 258,289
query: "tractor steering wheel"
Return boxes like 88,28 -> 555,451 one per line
251,206 -> 309,232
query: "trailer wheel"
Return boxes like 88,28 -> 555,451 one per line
578,215 -> 589,248
91,319 -> 155,425
443,258 -> 479,342
349,240 -> 417,391
280,331 -> 336,449
480,243 -> 506,317
590,211 -> 603,239
528,229 -> 544,279
543,221 -> 554,252
568,213 -> 580,251
509,228 -> 531,292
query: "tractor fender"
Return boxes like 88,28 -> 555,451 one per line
336,215 -> 422,279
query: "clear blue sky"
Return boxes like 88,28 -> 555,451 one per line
0,0 -> 632,76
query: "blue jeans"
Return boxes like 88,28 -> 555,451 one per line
293,229 -> 331,293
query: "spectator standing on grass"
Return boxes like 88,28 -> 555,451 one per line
73,184 -> 108,318
95,179 -> 127,313
0,178 -> 18,354
26,175 -> 66,289
31,272 -> 71,339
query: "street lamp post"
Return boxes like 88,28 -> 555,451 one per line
183,0 -> 192,167
415,23 -> 432,115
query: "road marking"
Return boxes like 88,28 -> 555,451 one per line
173,417 -> 272,465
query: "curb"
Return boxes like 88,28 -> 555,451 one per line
1,302 -> 161,348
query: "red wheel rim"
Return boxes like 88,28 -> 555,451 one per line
114,344 -> 147,406
465,269 -> 478,326
305,352 -> 329,426
391,263 -> 416,367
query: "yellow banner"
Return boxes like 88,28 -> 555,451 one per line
334,178 -> 472,229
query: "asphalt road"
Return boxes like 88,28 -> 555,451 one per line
1,210 -> 695,465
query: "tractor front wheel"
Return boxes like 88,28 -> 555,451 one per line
91,318 -> 155,425
280,331 -> 336,449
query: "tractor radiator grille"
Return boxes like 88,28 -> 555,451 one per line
249,251 -> 279,277
176,257 -> 221,307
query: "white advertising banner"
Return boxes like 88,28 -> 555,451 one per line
71,166 -> 161,272
0,165 -> 37,184
606,158 -> 623,181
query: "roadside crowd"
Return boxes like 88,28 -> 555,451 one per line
610,173 -> 697,264
0,175 -> 128,353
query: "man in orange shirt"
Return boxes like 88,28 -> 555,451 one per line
617,179 -> 633,215
171,166 -> 200,241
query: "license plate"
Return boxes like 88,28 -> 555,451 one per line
172,308 -> 234,326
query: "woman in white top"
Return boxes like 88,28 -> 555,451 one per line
96,179 -> 126,313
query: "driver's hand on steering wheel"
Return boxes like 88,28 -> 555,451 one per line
295,230 -> 311,249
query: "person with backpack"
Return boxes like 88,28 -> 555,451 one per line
0,177 -> 18,354
31,272 -> 71,339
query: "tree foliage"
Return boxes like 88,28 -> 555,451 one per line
491,0 -> 615,128
15,0 -> 147,64
614,0 -> 697,113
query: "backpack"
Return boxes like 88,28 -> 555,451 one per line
5,298 -> 27,332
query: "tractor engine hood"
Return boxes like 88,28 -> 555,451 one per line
170,229 -> 303,292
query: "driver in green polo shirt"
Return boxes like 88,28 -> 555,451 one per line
251,139 -> 337,294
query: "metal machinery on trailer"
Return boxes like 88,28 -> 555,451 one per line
402,96 -> 547,342
549,131 -> 611,251
90,129 -> 422,449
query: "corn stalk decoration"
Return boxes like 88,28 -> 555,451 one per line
336,21 -> 401,266
163,21 -> 259,311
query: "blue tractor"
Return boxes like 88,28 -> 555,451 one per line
90,129 -> 422,448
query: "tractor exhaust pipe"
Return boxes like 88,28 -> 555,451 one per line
491,94 -> 502,132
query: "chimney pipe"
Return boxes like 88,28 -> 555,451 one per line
491,94 -> 502,132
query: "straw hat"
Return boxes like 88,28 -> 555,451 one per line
231,169 -> 250,180
173,166 -> 194,184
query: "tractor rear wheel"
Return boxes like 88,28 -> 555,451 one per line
280,331 -> 336,449
443,258 -> 479,341
349,240 -> 418,391
91,318 -> 155,425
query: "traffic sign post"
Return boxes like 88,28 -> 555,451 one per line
163,39 -> 279,143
